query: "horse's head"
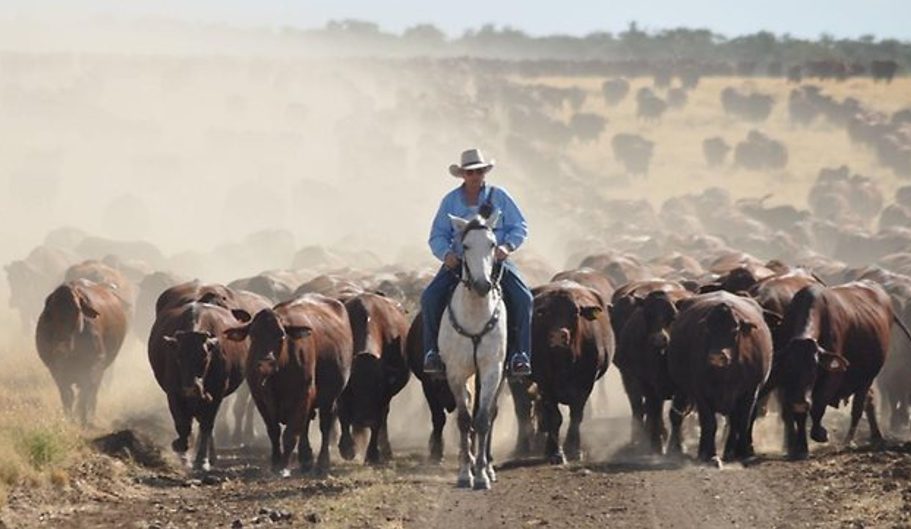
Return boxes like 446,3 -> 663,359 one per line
450,211 -> 501,297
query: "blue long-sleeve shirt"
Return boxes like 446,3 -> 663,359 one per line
428,183 -> 528,261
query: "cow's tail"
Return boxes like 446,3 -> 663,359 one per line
893,313 -> 911,345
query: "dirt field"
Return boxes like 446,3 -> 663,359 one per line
4,415 -> 911,529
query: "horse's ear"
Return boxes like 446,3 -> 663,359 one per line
449,214 -> 469,233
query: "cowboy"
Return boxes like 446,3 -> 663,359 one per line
422,148 -> 533,378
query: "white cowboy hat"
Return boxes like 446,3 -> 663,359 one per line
449,148 -> 496,177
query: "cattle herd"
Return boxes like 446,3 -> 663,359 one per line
11,179 -> 911,480
4,50 -> 911,492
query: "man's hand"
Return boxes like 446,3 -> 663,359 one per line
495,245 -> 511,261
443,252 -> 460,270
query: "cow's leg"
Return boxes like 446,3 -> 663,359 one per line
472,368 -> 501,490
78,371 -> 103,427
508,377 -> 533,457
379,403 -> 393,461
337,396 -> 356,461
366,403 -> 392,464
541,396 -> 565,465
809,382 -> 829,443
422,382 -> 447,464
278,414 -> 301,477
645,392 -> 665,455
696,401 -> 719,466
667,394 -> 688,457
230,385 -> 248,446
167,393 -> 192,462
896,389 -> 910,434
194,404 -> 218,471
315,403 -> 337,476
51,373 -> 75,418
564,398 -> 586,462
242,396 -> 257,445
620,372 -> 646,447
452,379 -> 475,488
864,387 -> 884,445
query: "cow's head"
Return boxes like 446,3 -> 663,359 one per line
164,330 -> 219,402
225,308 -> 311,384
640,291 -> 678,353
534,286 -> 604,357
704,302 -> 755,369
779,337 -> 832,410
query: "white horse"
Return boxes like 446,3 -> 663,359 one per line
438,211 -> 508,490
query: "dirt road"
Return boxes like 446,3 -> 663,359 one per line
3,419 -> 910,529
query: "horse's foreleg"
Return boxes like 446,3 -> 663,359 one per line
451,378 -> 475,488
473,367 -> 503,490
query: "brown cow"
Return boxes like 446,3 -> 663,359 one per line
610,279 -> 687,337
220,290 -> 272,447
224,294 -> 352,476
666,291 -> 773,466
406,313 -> 456,463
531,280 -> 614,464
36,279 -> 128,425
777,281 -> 894,459
155,280 -> 240,315
148,301 -> 251,470
338,293 -> 410,464
64,259 -> 137,314
614,282 -> 691,452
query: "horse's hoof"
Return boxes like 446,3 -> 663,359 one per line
473,477 -> 491,490
457,476 -> 474,489
711,456 -> 724,470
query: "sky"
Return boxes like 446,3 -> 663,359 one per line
5,0 -> 910,40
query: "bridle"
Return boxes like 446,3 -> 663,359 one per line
447,220 -> 505,359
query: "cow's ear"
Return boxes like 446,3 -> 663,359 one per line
231,309 -> 252,323
223,325 -> 250,342
580,306 -> 603,321
739,320 -> 757,335
605,302 -> 614,318
286,326 -> 312,340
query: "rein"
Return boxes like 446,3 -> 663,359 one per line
448,220 -> 505,370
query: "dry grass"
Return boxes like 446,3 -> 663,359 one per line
0,309 -> 84,505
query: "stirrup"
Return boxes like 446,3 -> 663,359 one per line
508,352 -> 532,378
423,350 -> 446,376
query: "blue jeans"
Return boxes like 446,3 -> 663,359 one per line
421,259 -> 533,358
